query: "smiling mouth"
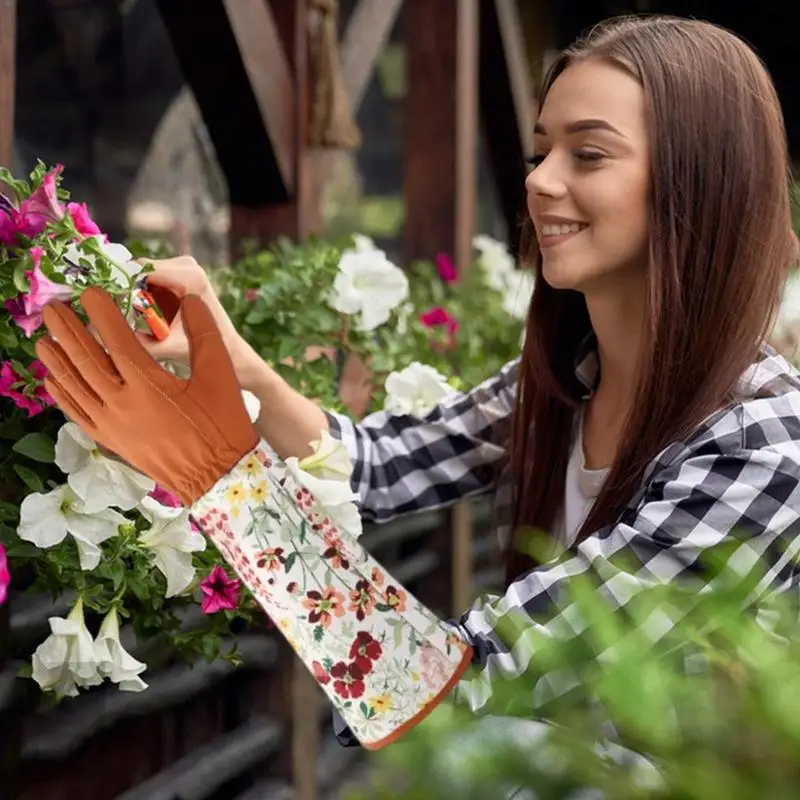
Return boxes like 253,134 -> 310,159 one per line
538,222 -> 589,248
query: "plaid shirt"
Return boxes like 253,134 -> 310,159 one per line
326,344 -> 800,715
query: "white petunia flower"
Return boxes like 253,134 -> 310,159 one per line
298,430 -> 354,483
138,496 -> 206,598
773,271 -> 800,340
63,236 -> 142,288
18,484 -> 127,571
351,233 -> 378,252
94,608 -> 148,692
395,301 -> 415,335
285,453 -> 362,538
31,598 -> 102,697
55,423 -> 154,514
329,247 -> 409,332
501,268 -> 535,320
384,362 -> 456,418
473,234 -> 516,292
241,390 -> 261,423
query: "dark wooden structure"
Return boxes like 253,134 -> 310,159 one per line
2,1 -> 799,798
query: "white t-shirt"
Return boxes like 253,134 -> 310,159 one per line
554,405 -> 610,547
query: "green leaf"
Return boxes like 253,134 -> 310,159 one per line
0,318 -> 18,350
13,432 -> 56,463
13,463 -> 44,492
313,625 -> 324,643
7,543 -> 42,558
285,551 -> 298,573
0,501 -> 19,522
12,258 -> 29,294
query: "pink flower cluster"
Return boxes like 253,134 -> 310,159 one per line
2,165 -> 102,338
0,165 -> 100,247
0,544 -> 9,607
420,306 -> 459,349
0,360 -> 54,417
4,247 -> 72,337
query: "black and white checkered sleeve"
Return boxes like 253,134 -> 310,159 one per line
450,443 -> 800,713
325,360 -> 519,523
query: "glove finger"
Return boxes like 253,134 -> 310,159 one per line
44,376 -> 98,432
181,294 -> 240,394
78,286 -> 162,384
41,298 -> 124,396
35,336 -> 105,411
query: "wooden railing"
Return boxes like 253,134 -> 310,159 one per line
2,497 -> 502,800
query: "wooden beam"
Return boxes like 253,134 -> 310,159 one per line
0,0 -> 14,167
0,1 -> 17,789
155,0 -> 295,206
341,0 -> 403,112
224,0 -> 295,192
230,0 -> 315,249
479,0 -> 535,256
403,0 -> 479,271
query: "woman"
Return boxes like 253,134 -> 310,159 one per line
37,14 -> 800,754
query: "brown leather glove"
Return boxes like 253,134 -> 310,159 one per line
35,286 -> 258,504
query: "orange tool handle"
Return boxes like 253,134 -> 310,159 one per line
133,288 -> 171,341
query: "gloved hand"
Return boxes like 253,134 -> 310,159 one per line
36,286 -> 258,504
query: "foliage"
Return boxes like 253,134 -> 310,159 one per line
213,238 -> 524,417
353,550 -> 800,800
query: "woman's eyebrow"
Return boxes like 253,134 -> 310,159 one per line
534,118 -> 628,139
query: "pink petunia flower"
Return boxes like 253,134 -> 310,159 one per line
0,207 -> 42,246
149,485 -> 183,508
5,248 -> 72,337
434,252 -> 458,284
0,360 -> 53,417
67,202 -> 102,238
419,305 -> 459,348
199,565 -> 240,614
20,165 -> 65,231
0,544 -> 9,607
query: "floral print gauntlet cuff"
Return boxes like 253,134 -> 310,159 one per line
191,439 -> 472,750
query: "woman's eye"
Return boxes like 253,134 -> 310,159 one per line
526,155 -> 546,169
575,150 -> 605,163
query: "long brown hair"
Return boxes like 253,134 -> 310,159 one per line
507,15 -> 799,581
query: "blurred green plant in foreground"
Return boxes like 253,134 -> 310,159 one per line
347,538 -> 800,800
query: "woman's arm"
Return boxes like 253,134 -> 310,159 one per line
191,434 -> 800,747
325,360 -> 518,523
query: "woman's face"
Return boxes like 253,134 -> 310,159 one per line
526,58 -> 651,294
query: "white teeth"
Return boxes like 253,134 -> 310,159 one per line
541,223 -> 585,236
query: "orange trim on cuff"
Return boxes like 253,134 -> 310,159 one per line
361,644 -> 474,751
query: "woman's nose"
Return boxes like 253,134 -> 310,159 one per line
525,154 -> 567,199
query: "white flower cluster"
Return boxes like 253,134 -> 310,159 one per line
327,235 -> 410,332
384,362 -> 456,418
17,391 -> 262,698
327,233 -> 524,419
473,234 -> 535,320
31,601 -> 148,697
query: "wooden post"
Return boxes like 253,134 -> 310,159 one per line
0,0 -> 14,168
404,0 -> 479,616
0,3 -> 18,794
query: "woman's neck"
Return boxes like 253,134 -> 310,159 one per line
581,275 -> 646,468
586,274 -> 646,404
